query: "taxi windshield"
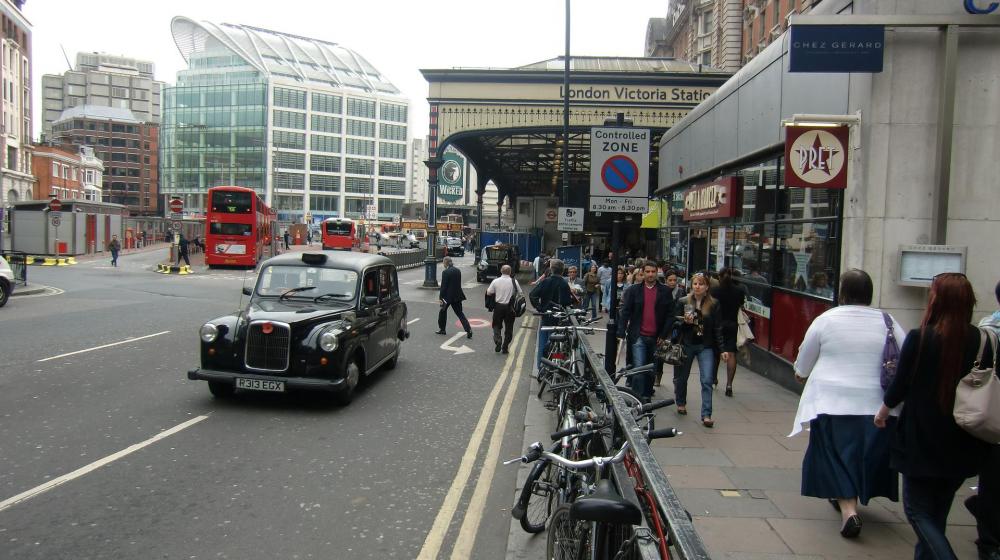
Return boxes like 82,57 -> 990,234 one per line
255,265 -> 359,301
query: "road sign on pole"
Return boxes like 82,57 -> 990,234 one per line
589,127 -> 650,213
558,207 -> 584,232
49,198 -> 62,213
51,215 -> 61,227
169,198 -> 184,214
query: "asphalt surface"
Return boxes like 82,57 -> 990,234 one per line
0,248 -> 535,559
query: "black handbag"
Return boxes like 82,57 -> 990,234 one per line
654,339 -> 687,366
512,278 -> 527,317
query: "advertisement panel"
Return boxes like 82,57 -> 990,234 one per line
438,150 -> 465,203
682,176 -> 743,221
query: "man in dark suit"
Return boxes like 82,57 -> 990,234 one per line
437,256 -> 472,338
617,260 -> 674,401
529,258 -> 572,370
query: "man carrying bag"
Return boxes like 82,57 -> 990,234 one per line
486,265 -> 522,354
530,259 -> 572,370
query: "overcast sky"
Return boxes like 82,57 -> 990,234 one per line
27,0 -> 666,139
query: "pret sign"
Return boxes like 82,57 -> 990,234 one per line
589,127 -> 649,213
557,207 -> 585,232
682,176 -> 744,221
784,125 -> 850,189
169,198 -> 184,214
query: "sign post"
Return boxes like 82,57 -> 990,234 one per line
168,198 -> 183,265
49,198 -> 62,258
589,127 -> 650,213
557,207 -> 584,232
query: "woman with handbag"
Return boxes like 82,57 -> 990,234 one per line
874,273 -> 993,559
790,269 -> 905,539
666,272 -> 724,427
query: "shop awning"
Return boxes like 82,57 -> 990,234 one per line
640,200 -> 666,229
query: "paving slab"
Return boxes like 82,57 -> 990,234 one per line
676,488 -> 783,518
721,467 -> 804,492
768,518 -> 915,558
662,465 -> 735,489
652,446 -> 734,467
691,517 -> 792,556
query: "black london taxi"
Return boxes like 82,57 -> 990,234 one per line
188,252 -> 408,404
476,243 -> 520,283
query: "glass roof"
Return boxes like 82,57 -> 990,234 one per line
170,17 -> 400,94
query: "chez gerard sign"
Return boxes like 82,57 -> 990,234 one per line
682,176 -> 743,221
784,124 -> 850,189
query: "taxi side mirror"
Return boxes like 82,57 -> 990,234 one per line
363,295 -> 379,306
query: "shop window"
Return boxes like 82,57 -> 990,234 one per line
773,220 -> 838,299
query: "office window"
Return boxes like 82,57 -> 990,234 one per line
379,142 -> 406,160
378,179 -> 405,196
345,177 -> 373,194
273,87 -> 306,109
379,103 -> 408,123
344,197 -> 367,217
310,194 -> 339,212
309,174 -> 341,192
273,109 -> 306,130
274,130 -> 306,150
52,161 -> 59,175
379,161 -> 406,178
345,157 -> 374,175
310,154 -> 341,173
346,119 -> 375,138
347,98 -> 375,118
274,172 -> 305,189
274,151 -> 305,170
310,134 -> 341,153
378,198 -> 402,215
310,114 -> 341,133
379,123 -> 406,141
311,92 -> 342,114
345,138 -> 374,156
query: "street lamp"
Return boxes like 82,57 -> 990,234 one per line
423,158 -> 443,288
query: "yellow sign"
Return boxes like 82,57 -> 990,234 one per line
429,82 -> 717,107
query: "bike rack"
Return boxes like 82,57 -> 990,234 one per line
574,321 -> 712,560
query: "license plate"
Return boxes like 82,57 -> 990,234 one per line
235,378 -> 285,392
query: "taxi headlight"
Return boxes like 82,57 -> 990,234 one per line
319,330 -> 339,352
200,323 -> 218,343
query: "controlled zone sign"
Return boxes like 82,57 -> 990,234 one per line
589,127 -> 649,213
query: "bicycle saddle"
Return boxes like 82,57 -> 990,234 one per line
549,334 -> 569,343
570,479 -> 642,526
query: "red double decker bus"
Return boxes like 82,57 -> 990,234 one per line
205,186 -> 275,267
320,217 -> 356,250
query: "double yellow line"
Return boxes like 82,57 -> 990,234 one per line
416,314 -> 535,560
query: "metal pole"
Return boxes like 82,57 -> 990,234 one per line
604,218 -> 622,374
931,25 -> 958,245
561,0 -> 571,207
423,158 -> 443,288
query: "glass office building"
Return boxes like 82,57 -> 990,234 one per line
162,18 -> 410,223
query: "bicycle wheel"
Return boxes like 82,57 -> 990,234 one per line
546,504 -> 590,560
514,459 -> 558,533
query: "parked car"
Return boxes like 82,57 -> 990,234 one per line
403,233 -> 420,249
188,252 -> 409,404
477,244 -> 521,283
439,235 -> 465,257
0,255 -> 13,307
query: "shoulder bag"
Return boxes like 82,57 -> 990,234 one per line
954,327 -> 1000,444
511,277 -> 527,317
880,312 -> 900,391
736,309 -> 755,348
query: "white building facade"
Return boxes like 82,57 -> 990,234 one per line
161,18 -> 411,225
78,146 -> 103,202
0,0 -> 34,208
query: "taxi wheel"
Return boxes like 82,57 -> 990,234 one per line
0,278 -> 9,307
334,360 -> 361,405
208,381 -> 234,399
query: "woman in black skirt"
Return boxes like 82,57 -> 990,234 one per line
790,270 -> 905,538
711,268 -> 746,396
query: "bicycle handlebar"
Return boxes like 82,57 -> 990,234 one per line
638,399 -> 675,414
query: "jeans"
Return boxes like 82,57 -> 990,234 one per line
673,344 -> 716,419
582,291 -> 598,319
536,327 -> 552,370
438,301 -> 471,333
601,280 -> 611,311
903,475 -> 965,560
110,250 -> 119,266
628,335 -> 657,400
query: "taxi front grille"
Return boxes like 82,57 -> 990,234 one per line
245,322 -> 290,372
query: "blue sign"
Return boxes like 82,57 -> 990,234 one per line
789,25 -> 884,73
556,245 -> 583,273
965,0 -> 999,14
601,155 -> 639,194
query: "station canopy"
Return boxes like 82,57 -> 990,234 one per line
421,57 -> 730,225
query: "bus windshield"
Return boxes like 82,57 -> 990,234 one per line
211,191 -> 253,214
209,222 -> 253,236
325,222 -> 353,236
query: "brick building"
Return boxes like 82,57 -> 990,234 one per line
49,105 -> 159,215
0,0 -> 34,206
32,144 -> 87,201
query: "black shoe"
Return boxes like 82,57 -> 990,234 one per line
466,331 -> 472,339
435,330 -> 446,335
502,347 -> 509,354
495,343 -> 501,352
840,514 -> 862,538
725,386 -> 733,397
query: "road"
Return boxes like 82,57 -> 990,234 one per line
0,248 -> 536,559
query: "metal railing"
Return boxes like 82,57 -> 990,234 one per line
2,251 -> 28,286
376,248 -> 427,270
575,324 -> 712,560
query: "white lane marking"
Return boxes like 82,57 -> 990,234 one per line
451,317 -> 532,559
37,331 -> 171,362
0,415 -> 209,513
440,331 -> 474,356
404,279 -> 422,286
462,281 -> 478,289
416,327 -> 528,560
407,318 -> 421,325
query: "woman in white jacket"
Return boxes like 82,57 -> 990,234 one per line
789,269 -> 905,539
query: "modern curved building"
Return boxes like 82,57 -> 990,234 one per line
161,17 -> 410,223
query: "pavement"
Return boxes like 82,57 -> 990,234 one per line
507,319 -> 982,559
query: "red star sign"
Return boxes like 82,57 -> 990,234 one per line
796,134 -> 839,176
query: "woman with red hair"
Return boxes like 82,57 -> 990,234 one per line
875,273 -> 993,559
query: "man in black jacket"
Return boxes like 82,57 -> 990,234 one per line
530,258 -> 572,370
617,260 -> 674,400
437,256 -> 472,338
